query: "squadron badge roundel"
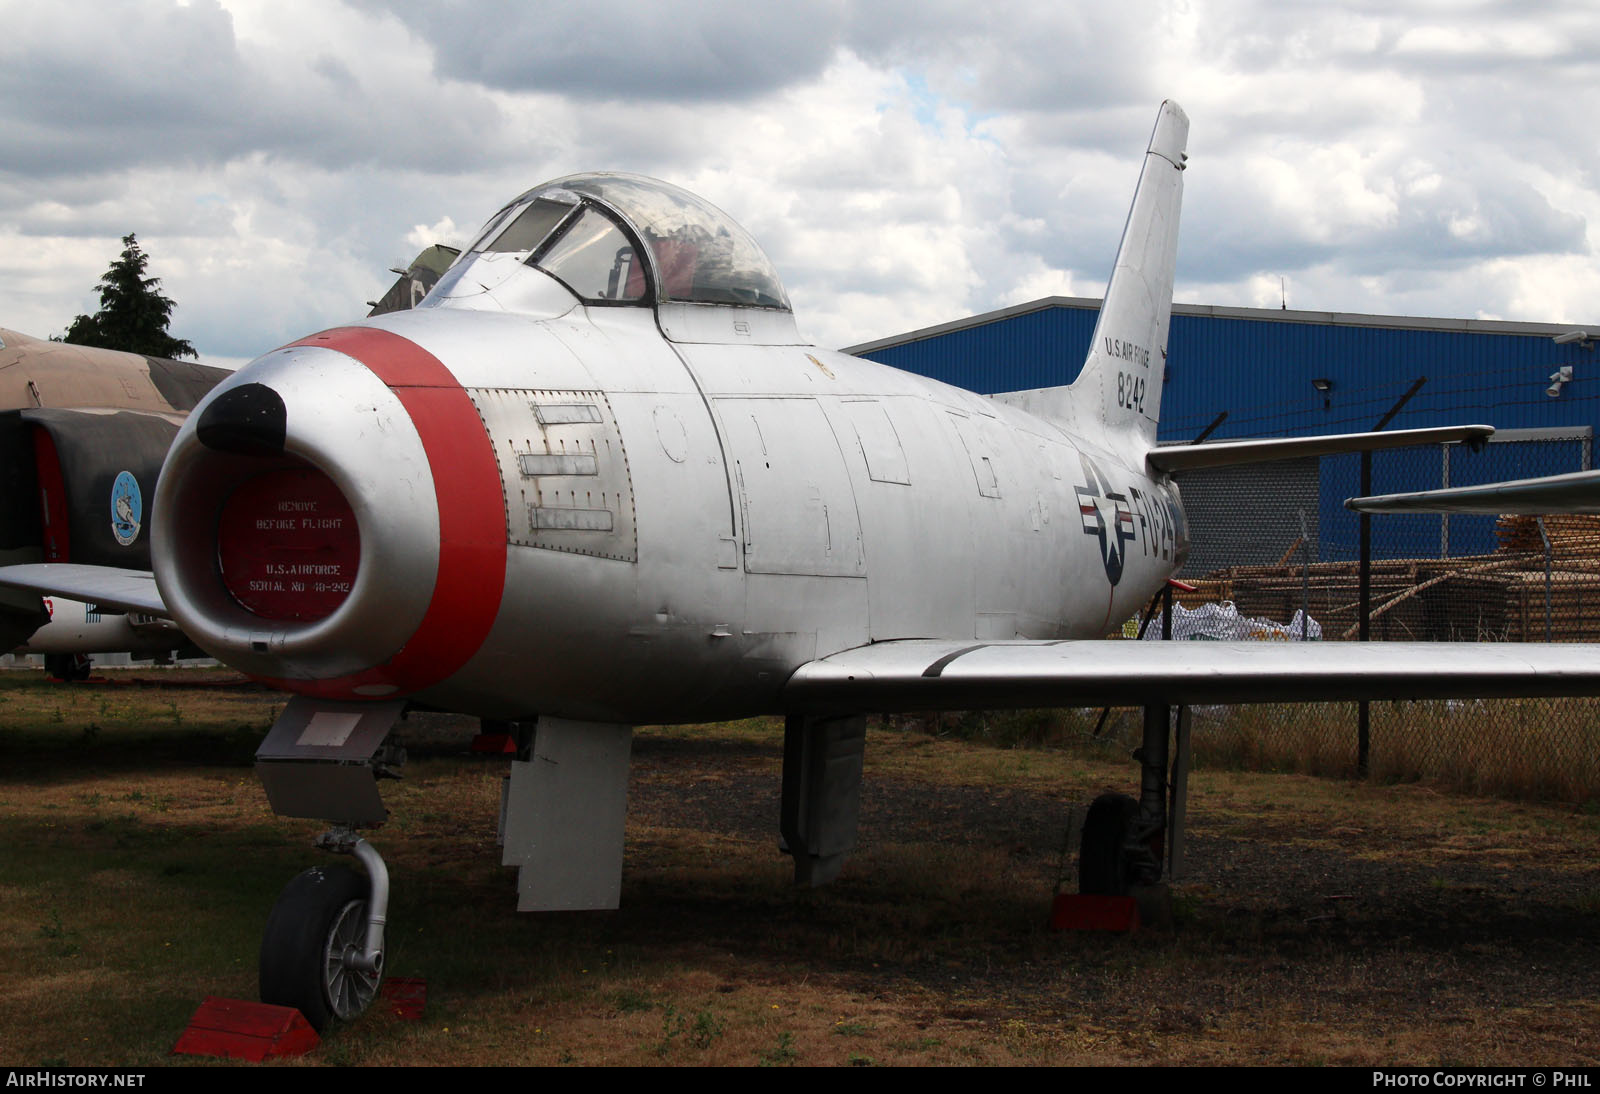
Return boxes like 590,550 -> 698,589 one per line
111,470 -> 142,546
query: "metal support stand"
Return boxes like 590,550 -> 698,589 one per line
1539,516 -> 1553,643
1299,509 -> 1312,640
1359,450 -> 1372,777
1356,377 -> 1427,779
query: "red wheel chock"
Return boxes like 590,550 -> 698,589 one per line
171,997 -> 319,1060
1049,893 -> 1141,932
383,976 -> 427,1019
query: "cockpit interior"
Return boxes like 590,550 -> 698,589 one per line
430,174 -> 791,313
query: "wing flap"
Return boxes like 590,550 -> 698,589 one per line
0,563 -> 167,617
785,638 -> 1600,712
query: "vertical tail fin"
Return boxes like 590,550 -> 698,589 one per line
995,101 -> 1188,453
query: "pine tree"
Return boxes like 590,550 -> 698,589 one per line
61,234 -> 196,359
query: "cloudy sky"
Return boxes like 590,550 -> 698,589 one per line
3,0 -> 1598,367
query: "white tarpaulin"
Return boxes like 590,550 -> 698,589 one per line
1136,601 -> 1321,642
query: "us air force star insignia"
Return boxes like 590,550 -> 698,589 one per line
111,470 -> 142,546
1075,454 -> 1136,586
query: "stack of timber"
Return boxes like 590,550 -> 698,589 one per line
1495,515 -> 1600,557
1184,549 -> 1600,643
1424,564 -> 1600,642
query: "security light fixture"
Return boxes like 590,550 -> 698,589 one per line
1547,365 -> 1574,398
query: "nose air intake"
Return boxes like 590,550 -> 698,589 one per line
154,340 -> 445,687
152,326 -> 507,701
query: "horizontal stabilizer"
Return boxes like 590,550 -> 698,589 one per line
785,637 -> 1600,712
0,563 -> 167,617
1348,469 -> 1600,515
1148,424 -> 1493,474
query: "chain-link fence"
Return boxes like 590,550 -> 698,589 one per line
1156,428 -> 1600,802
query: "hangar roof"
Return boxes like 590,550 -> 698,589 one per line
843,295 -> 1593,356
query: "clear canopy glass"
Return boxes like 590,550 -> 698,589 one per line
462,173 -> 790,310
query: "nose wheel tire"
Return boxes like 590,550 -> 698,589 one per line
259,865 -> 382,1031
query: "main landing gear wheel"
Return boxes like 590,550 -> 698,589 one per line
44,654 -> 91,682
1078,791 -> 1139,896
259,865 -> 382,1031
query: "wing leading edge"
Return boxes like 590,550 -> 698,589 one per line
1149,424 -> 1493,474
1347,469 -> 1600,515
784,638 -> 1600,713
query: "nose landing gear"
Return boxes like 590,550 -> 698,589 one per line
253,697 -> 406,1029
259,828 -> 390,1031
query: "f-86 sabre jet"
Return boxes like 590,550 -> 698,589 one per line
8,101 -> 1599,1031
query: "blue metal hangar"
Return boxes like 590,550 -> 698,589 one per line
845,296 -> 1599,570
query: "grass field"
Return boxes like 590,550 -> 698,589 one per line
3,668 -> 1599,1066
932,698 -> 1600,803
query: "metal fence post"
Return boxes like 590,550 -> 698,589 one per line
1359,377 -> 1427,779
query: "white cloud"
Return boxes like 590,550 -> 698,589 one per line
999,256 -> 1081,309
0,0 -> 1595,360
407,217 -> 466,253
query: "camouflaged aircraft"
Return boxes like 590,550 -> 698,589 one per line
7,102 -> 1600,1030
0,328 -> 224,676
0,243 -> 453,680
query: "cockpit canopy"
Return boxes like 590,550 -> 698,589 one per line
455,173 -> 791,311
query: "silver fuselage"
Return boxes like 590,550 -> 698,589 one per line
153,291 -> 1185,724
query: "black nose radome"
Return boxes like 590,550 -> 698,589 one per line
197,383 -> 287,456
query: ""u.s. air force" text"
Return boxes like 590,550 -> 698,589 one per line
1103,337 -> 1150,369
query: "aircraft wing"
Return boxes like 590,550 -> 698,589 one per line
784,638 -> 1600,712
1347,469 -> 1600,515
1148,424 -> 1493,474
0,564 -> 167,617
